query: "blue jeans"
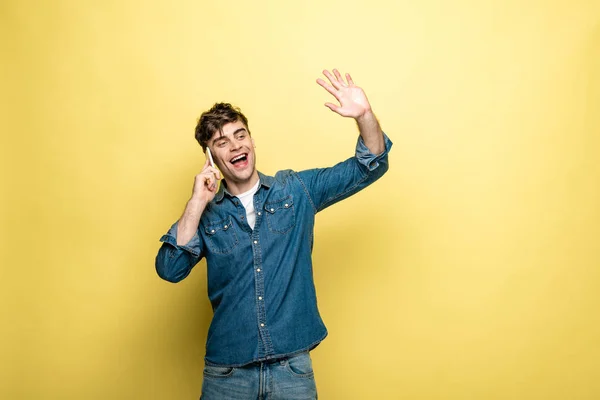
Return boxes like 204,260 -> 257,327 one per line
200,351 -> 318,400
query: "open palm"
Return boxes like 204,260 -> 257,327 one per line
316,69 -> 372,118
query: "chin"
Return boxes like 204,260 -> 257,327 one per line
229,168 -> 255,183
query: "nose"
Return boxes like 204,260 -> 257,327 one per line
229,141 -> 242,152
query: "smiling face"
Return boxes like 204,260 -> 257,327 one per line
207,119 -> 258,195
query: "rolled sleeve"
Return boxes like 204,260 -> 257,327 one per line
355,132 -> 393,172
159,222 -> 202,257
155,222 -> 203,283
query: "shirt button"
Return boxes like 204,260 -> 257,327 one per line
254,240 -> 258,244
224,225 -> 227,229
257,212 -> 261,216
210,229 -> 215,234
284,203 -> 289,208
270,208 -> 274,212
260,323 -> 265,327
256,268 -> 261,272
258,296 -> 262,300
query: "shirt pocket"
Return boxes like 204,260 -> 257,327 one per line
264,195 -> 295,234
203,217 -> 239,254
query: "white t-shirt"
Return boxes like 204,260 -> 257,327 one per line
235,179 -> 260,230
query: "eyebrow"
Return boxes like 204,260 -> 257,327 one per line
211,128 -> 247,146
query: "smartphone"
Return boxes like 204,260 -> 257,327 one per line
206,147 -> 215,168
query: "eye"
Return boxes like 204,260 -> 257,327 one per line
236,133 -> 246,140
216,140 -> 227,148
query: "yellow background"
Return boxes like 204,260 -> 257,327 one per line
2,0 -> 599,398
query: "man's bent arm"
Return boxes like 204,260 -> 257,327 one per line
155,162 -> 218,283
297,69 -> 391,212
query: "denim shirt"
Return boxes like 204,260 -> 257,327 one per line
155,134 -> 392,367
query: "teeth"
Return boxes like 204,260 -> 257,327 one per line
231,154 -> 246,162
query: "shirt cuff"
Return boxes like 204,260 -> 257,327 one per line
356,132 -> 393,171
159,222 -> 201,257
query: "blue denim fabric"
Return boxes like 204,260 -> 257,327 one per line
200,351 -> 317,399
156,134 -> 392,366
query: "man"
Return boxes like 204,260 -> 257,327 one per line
155,69 -> 392,399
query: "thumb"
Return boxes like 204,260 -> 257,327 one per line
325,102 -> 340,113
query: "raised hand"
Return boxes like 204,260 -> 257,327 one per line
316,69 -> 372,119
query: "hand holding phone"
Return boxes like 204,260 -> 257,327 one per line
193,148 -> 220,200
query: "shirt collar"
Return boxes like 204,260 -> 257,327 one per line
215,171 -> 273,203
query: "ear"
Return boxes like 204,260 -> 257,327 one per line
252,138 -> 256,147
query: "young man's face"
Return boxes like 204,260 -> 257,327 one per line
207,120 -> 257,194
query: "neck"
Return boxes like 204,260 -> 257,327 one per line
225,171 -> 260,195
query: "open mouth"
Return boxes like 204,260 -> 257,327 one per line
230,153 -> 248,166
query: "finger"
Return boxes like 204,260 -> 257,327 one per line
316,78 -> 338,98
333,69 -> 346,86
202,163 -> 220,178
345,73 -> 354,85
204,173 -> 216,191
205,166 -> 221,179
325,102 -> 351,117
323,69 -> 342,90
201,169 -> 221,186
